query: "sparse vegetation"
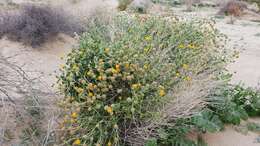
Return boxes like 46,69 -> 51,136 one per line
0,4 -> 84,47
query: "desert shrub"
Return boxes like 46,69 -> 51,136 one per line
128,0 -> 151,13
219,1 -> 247,16
118,0 -> 133,11
0,4 -> 84,47
151,0 -> 182,6
57,13 -> 228,145
243,0 -> 260,11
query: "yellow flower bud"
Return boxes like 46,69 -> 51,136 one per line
88,92 -> 94,97
182,64 -> 189,70
159,89 -> 166,97
107,141 -> 112,146
105,48 -> 110,53
71,112 -> 78,119
105,106 -> 113,115
73,139 -> 81,145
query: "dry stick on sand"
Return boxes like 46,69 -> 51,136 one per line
0,53 -> 59,145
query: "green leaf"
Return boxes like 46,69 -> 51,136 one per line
145,138 -> 157,146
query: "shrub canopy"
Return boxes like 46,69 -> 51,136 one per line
58,13 -> 228,145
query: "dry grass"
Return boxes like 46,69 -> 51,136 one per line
125,72 -> 223,145
0,4 -> 84,47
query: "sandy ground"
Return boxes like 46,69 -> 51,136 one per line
0,1 -> 260,146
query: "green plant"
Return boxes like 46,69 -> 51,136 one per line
206,84 -> 260,124
58,13 -> 228,145
247,122 -> 260,132
229,85 -> 260,116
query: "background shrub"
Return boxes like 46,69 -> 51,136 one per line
219,1 -> 247,16
0,4 -> 84,47
118,0 -> 133,11
58,12 -> 228,146
128,0 -> 152,13
243,0 -> 260,12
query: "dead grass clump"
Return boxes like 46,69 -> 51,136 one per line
0,4 -> 84,47
219,1 -> 247,17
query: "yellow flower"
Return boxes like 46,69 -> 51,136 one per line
182,64 -> 189,70
87,70 -> 93,76
111,68 -> 118,74
115,64 -> 120,69
98,76 -> 103,81
131,83 -> 141,90
71,118 -> 77,123
178,44 -> 185,49
88,92 -> 94,97
107,141 -> 112,146
144,64 -> 149,70
144,35 -> 152,41
159,89 -> 166,97
75,87 -> 84,94
99,59 -> 104,63
87,83 -> 94,90
105,48 -> 110,53
144,47 -> 150,53
72,64 -> 79,72
105,106 -> 113,115
187,44 -> 196,49
184,76 -> 192,81
124,63 -> 130,69
176,72 -> 180,77
73,139 -> 81,145
115,64 -> 120,72
114,124 -> 118,129
71,112 -> 78,119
